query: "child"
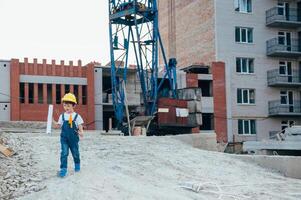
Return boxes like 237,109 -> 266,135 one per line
52,93 -> 84,177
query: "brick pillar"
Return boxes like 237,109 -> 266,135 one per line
33,58 -> 38,75
42,59 -> 47,75
43,84 -> 47,104
24,58 -> 29,74
186,73 -> 198,88
61,60 -> 65,76
61,84 -> 65,96
10,59 -> 20,120
34,83 -> 38,104
69,61 -> 74,77
52,84 -> 56,105
78,60 -> 82,77
78,85 -> 83,105
212,62 -> 228,143
70,85 -> 74,93
52,60 -> 56,76
24,83 -> 29,105
86,64 -> 95,130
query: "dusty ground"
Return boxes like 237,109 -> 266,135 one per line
1,132 -> 301,200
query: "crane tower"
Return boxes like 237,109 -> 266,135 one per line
108,0 -> 177,125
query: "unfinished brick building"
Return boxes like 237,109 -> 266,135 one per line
9,58 -> 96,129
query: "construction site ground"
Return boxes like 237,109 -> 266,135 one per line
1,131 -> 301,200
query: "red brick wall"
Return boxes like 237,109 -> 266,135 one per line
186,73 -> 198,88
212,62 -> 227,143
10,59 -> 20,120
10,58 -> 95,130
158,0 -> 216,67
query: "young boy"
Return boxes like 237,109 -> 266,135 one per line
52,93 -> 84,177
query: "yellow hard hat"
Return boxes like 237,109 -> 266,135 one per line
62,93 -> 77,104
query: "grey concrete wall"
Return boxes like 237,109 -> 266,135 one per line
237,155 -> 301,179
0,61 -> 10,121
0,61 -> 10,103
20,75 -> 87,85
95,105 -> 103,130
125,73 -> 141,105
170,133 -> 218,152
94,67 -> 103,105
215,0 -> 301,142
0,103 -> 10,121
201,97 -> 214,113
94,67 -> 103,130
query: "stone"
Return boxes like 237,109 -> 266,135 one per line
4,173 -> 11,180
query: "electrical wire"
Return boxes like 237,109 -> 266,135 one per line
0,90 -> 286,122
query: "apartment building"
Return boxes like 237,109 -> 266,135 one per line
159,0 -> 301,143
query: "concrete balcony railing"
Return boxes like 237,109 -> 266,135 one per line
267,69 -> 301,87
266,38 -> 301,58
266,7 -> 301,28
269,131 -> 281,140
269,100 -> 301,116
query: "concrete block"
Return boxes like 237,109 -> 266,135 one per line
237,155 -> 301,179
178,88 -> 202,101
104,130 -> 124,136
169,133 -> 218,152
187,100 -> 202,113
188,113 -> 202,126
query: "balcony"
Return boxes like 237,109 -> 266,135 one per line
268,100 -> 301,117
266,38 -> 301,58
267,69 -> 301,87
266,7 -> 301,28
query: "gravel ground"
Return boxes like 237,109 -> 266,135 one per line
1,132 -> 301,200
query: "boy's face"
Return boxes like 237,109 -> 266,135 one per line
63,102 -> 75,113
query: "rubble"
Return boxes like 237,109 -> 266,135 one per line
0,132 -> 46,200
1,131 -> 301,200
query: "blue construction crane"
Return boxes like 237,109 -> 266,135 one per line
108,0 -> 178,125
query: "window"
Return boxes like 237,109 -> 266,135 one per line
74,85 -> 79,102
237,89 -> 255,104
82,85 -> 87,105
238,119 -> 256,134
198,80 -> 212,97
280,90 -> 293,105
38,84 -> 43,104
236,58 -> 254,73
235,27 -> 253,43
234,0 -> 252,13
281,120 -> 295,132
277,2 -> 289,16
56,84 -> 61,104
28,83 -> 34,104
47,84 -> 52,104
65,85 -> 70,93
19,83 -> 25,103
279,61 -> 290,75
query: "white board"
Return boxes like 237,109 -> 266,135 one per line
46,105 -> 53,134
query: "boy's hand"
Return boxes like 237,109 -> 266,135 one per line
78,124 -> 84,139
52,118 -> 59,129
78,131 -> 84,138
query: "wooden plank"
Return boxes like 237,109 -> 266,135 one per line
0,144 -> 14,157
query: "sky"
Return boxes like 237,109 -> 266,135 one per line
0,0 -> 110,65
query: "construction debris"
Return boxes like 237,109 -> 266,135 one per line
0,132 -> 46,200
0,144 -> 14,157
1,130 -> 301,200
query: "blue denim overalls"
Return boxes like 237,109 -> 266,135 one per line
60,113 -> 80,171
